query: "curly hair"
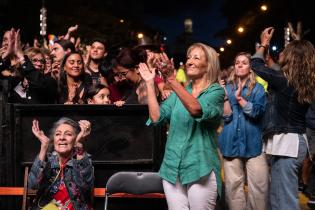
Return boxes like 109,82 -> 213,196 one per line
228,52 -> 256,96
280,40 -> 315,104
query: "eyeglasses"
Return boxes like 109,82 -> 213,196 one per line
31,58 -> 46,64
115,70 -> 129,79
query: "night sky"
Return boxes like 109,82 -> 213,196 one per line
1,0 -> 314,66
1,0 -> 226,45
143,0 -> 226,46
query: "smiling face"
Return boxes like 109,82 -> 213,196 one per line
53,123 -> 77,157
234,54 -> 251,79
185,47 -> 208,79
64,53 -> 84,78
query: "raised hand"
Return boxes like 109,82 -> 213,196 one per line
68,25 -> 78,35
138,62 -> 155,82
76,120 -> 91,143
260,27 -> 274,47
64,25 -> 79,40
1,28 -> 15,59
14,29 -> 24,60
32,119 -> 50,147
157,52 -> 175,79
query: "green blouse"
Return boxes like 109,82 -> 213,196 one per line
147,82 -> 224,195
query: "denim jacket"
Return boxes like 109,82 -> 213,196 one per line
28,151 -> 94,210
219,82 -> 266,158
251,56 -> 309,135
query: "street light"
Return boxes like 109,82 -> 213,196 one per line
237,26 -> 244,33
226,39 -> 232,45
219,47 -> 225,52
260,4 -> 268,11
137,33 -> 144,39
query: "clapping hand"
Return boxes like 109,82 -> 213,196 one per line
14,29 -> 24,59
138,62 -> 155,82
156,52 -> 175,80
76,120 -> 91,144
32,119 -> 50,147
235,78 -> 242,101
0,28 -> 15,59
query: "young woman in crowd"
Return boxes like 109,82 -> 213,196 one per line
219,52 -> 268,210
58,52 -> 92,104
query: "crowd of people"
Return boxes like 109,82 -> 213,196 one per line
1,25 -> 315,210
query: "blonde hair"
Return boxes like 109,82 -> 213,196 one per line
186,43 -> 220,85
24,47 -> 44,59
228,52 -> 256,96
281,40 -> 315,104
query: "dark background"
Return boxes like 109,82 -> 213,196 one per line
1,0 -> 314,67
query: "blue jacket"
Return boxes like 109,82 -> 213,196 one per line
28,151 -> 94,210
219,82 -> 266,158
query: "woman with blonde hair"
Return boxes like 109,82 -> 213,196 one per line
219,52 -> 268,210
139,43 -> 224,210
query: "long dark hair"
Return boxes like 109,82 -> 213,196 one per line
58,52 -> 91,104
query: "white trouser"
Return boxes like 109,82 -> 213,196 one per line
162,171 -> 217,210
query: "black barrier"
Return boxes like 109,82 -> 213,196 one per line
7,104 -> 166,188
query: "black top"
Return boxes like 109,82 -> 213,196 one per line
1,57 -> 58,104
251,57 -> 309,135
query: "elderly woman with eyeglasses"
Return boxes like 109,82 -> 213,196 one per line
2,29 -> 58,104
28,117 -> 94,209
